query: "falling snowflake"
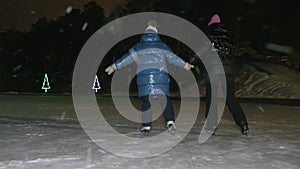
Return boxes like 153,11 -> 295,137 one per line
82,22 -> 88,31
197,17 -> 204,21
180,10 -> 186,14
13,65 -> 22,72
65,6 -> 73,14
257,105 -> 265,112
244,0 -> 256,3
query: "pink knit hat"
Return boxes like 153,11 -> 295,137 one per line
208,14 -> 221,26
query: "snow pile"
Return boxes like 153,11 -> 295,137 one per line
236,63 -> 300,99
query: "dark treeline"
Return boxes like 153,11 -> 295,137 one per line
1,2 -> 113,93
1,0 -> 299,93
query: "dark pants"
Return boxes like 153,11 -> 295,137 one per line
141,95 -> 175,127
205,74 -> 248,127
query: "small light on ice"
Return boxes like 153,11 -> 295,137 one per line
60,111 -> 67,120
86,148 -> 93,167
87,164 -> 96,168
98,149 -> 106,154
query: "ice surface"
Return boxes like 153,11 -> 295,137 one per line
0,95 -> 299,169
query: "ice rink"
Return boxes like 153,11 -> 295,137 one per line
0,95 -> 299,169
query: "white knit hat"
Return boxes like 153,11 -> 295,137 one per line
146,20 -> 158,33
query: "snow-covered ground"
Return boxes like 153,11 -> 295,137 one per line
0,95 -> 299,169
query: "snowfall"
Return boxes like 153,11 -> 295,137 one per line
0,94 -> 299,169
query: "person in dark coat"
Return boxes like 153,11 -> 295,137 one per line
205,14 -> 249,136
105,20 -> 194,135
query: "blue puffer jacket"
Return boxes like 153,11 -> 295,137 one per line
114,29 -> 186,97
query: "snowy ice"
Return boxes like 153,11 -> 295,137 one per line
0,95 -> 299,169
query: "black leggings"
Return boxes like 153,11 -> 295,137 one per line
141,95 -> 175,127
205,74 -> 248,127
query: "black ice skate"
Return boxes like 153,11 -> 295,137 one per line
240,123 -> 249,136
140,126 -> 151,136
167,121 -> 176,135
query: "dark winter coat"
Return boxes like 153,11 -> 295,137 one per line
208,23 -> 236,75
114,29 -> 186,97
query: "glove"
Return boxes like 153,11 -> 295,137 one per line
184,62 -> 194,71
105,64 -> 117,75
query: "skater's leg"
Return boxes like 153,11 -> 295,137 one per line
205,74 -> 211,118
225,75 -> 247,125
157,95 -> 175,123
158,95 -> 176,134
225,75 -> 249,135
141,96 -> 152,127
205,74 -> 218,130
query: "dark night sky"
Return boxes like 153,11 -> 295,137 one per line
1,0 -> 299,31
0,0 -> 131,30
0,0 -> 297,28
1,0 -> 299,49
